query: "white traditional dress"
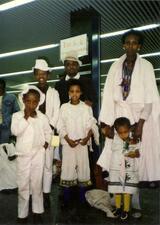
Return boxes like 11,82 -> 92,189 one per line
57,101 -> 98,187
108,134 -> 139,194
97,54 -> 160,182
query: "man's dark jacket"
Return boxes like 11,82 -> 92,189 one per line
55,75 -> 96,105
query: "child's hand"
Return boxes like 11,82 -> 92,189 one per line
134,149 -> 140,158
64,135 -> 78,148
68,139 -> 78,148
80,130 -> 92,146
125,150 -> 140,158
125,151 -> 136,158
24,108 -> 31,119
24,109 -> 36,119
43,142 -> 49,150
80,137 -> 89,146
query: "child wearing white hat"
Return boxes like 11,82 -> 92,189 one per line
11,86 -> 52,224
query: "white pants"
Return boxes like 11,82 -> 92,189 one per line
17,148 -> 45,218
61,145 -> 90,183
43,146 -> 54,193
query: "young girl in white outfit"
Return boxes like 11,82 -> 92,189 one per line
11,86 -> 52,224
109,117 -> 140,221
57,79 -> 95,206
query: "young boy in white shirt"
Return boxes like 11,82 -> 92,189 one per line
11,86 -> 52,224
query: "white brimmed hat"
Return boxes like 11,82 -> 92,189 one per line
62,52 -> 82,66
32,59 -> 52,72
20,85 -> 45,107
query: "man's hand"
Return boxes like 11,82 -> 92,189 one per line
101,125 -> 114,139
133,119 -> 145,140
84,100 -> 93,107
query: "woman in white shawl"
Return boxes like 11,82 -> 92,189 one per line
97,30 -> 160,215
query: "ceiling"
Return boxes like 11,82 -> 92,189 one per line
0,0 -> 160,92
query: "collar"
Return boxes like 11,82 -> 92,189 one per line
37,84 -> 49,94
65,73 -> 80,81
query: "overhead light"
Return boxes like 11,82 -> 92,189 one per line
0,67 -> 62,78
47,79 -> 59,83
101,29 -> 129,38
101,68 -> 160,76
0,70 -> 32,78
7,90 -> 21,93
101,58 -> 118,63
154,68 -> 160,71
101,74 -> 108,77
134,24 -> 160,31
0,43 -> 59,58
0,0 -> 35,11
140,52 -> 160,57
100,24 -> 160,38
100,52 -> 160,64
51,66 -> 64,70
9,79 -> 59,89
0,65 -> 90,78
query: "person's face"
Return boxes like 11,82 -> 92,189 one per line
117,125 -> 130,141
0,84 -> 5,96
123,35 -> 141,57
34,69 -> 48,85
68,85 -> 82,104
64,60 -> 79,77
23,93 -> 40,112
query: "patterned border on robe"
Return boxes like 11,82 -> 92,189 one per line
60,179 -> 92,187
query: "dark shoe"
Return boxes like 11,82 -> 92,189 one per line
120,211 -> 129,221
33,213 -> 43,224
17,217 -> 28,224
112,208 -> 121,218
43,193 -> 51,210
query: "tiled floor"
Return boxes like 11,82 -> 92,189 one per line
0,181 -> 159,225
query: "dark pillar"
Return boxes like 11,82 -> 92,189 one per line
70,7 -> 101,119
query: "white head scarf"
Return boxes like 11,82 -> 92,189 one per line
19,85 -> 45,109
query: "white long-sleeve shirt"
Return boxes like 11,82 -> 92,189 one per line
11,110 -> 52,155
57,101 -> 95,145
